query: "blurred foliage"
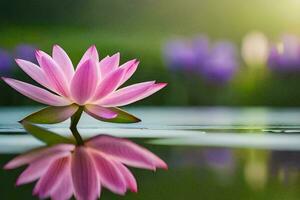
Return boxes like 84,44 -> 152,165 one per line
1,27 -> 300,106
1,0 -> 300,106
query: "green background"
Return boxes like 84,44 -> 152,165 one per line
1,0 -> 300,106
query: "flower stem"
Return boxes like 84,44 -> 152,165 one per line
70,106 -> 84,145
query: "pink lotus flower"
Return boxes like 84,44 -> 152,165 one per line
2,45 -> 166,122
4,135 -> 167,200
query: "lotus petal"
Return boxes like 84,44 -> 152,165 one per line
52,45 -> 74,82
84,105 -> 117,119
92,67 -> 125,101
2,78 -> 70,106
78,45 -> 99,67
70,59 -> 99,105
99,53 -> 120,76
15,59 -> 50,89
100,82 -> 167,107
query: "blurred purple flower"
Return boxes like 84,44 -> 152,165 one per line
169,148 -> 235,177
163,39 -> 200,72
268,35 -> 300,73
202,148 -> 235,171
192,36 -> 210,68
14,44 -> 37,63
163,37 -> 238,84
0,49 -> 13,75
200,41 -> 238,84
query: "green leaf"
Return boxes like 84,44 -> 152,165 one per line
21,104 -> 79,124
85,107 -> 141,123
21,121 -> 75,145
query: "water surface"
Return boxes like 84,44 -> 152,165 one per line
1,107 -> 300,200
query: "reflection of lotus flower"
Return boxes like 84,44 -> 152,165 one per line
14,44 -> 37,63
2,45 -> 166,121
268,35 -> 300,73
0,48 -> 13,75
4,135 -> 167,200
241,31 -> 269,67
200,41 -> 238,84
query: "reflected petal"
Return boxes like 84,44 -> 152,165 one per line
90,150 -> 126,194
114,162 -> 137,192
34,156 -> 70,199
16,157 -> 53,186
50,158 -> 73,200
4,144 -> 74,169
71,147 -> 100,200
87,135 -> 167,170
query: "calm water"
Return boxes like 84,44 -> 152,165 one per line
1,107 -> 300,200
